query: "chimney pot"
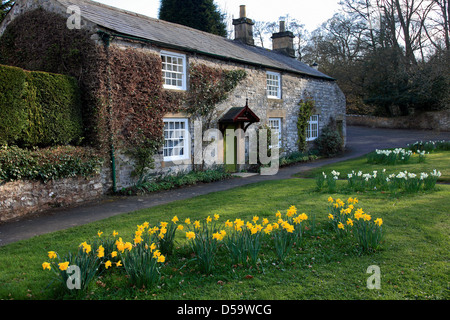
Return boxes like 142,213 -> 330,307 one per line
233,5 -> 254,46
271,24 -> 295,58
240,5 -> 246,18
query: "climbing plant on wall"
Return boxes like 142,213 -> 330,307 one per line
296,95 -> 315,152
186,64 -> 246,124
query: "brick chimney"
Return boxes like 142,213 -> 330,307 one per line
271,21 -> 295,58
233,5 -> 255,46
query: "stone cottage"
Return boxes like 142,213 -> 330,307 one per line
0,0 -> 346,190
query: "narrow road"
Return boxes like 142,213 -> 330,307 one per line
0,126 -> 449,246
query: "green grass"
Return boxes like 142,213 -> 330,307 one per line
296,150 -> 450,183
0,176 -> 449,300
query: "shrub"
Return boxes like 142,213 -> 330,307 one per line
0,65 -> 28,145
0,64 -> 83,147
22,71 -> 83,147
314,124 -> 344,158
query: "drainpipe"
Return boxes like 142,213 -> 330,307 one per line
98,31 -> 117,193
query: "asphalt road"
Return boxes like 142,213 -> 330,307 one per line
1,126 -> 449,246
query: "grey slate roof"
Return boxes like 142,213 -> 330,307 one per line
57,0 -> 334,81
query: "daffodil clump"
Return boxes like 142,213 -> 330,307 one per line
42,223 -> 167,291
367,148 -> 414,165
41,240 -> 102,292
184,214 -> 225,273
317,168 -> 441,194
407,140 -> 450,153
327,197 -> 384,252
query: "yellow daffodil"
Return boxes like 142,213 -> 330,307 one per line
177,225 -> 184,230
134,235 -> 143,244
105,260 -> 112,269
48,251 -> 57,259
111,251 -> 117,258
214,214 -> 220,221
153,250 -> 161,259
328,196 -> 334,203
213,232 -> 224,241
264,224 -> 273,234
42,262 -> 51,270
143,222 -> 149,229
97,230 -> 103,237
347,218 -> 353,226
58,262 -> 70,271
157,255 -> 166,263
185,218 -> 191,224
262,218 -> 269,225
225,220 -> 233,227
186,231 -> 196,240
374,218 -> 383,226
112,230 -> 119,237
97,245 -> 105,258
299,213 -> 308,221
287,206 -> 297,217
206,216 -> 212,223
194,220 -> 201,229
275,210 -> 281,218
149,243 -> 156,252
124,242 -> 133,251
160,222 -> 168,228
328,214 -> 334,220
172,216 -> 179,224
252,216 -> 259,223
362,214 -> 371,221
116,260 -> 122,267
338,222 -> 344,230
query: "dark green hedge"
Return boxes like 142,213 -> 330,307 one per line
0,65 -> 28,144
0,64 -> 83,147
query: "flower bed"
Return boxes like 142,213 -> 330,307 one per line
316,169 -> 441,194
41,199 -> 382,293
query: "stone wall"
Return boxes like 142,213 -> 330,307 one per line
347,110 -> 450,132
0,175 -> 104,223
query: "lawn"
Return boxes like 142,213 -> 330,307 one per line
0,161 -> 449,301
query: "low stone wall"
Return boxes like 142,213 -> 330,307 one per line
0,175 -> 104,223
347,110 -> 450,132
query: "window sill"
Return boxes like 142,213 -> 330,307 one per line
162,158 -> 191,167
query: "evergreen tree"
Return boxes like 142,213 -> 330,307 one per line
158,0 -> 227,37
0,0 -> 14,23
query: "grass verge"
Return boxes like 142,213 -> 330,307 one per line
0,177 -> 448,300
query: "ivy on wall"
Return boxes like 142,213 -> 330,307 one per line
187,64 -> 247,121
296,95 -> 315,152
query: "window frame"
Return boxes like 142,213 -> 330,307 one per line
163,118 -> 190,162
306,115 -> 319,141
266,71 -> 281,99
268,117 -> 282,148
161,50 -> 187,91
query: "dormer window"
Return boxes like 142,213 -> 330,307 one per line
161,51 -> 187,91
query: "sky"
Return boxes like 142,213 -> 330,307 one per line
93,0 -> 342,33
